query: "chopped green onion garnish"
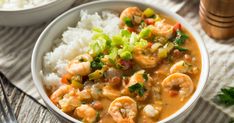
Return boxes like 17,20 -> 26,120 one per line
120,51 -> 132,60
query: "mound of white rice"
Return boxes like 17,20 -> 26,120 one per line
43,10 -> 120,91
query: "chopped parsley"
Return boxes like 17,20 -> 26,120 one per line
215,87 -> 234,106
174,45 -> 188,51
143,73 -> 148,82
174,30 -> 188,46
91,54 -> 104,70
128,83 -> 147,96
123,17 -> 133,27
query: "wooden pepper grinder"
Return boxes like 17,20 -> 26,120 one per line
199,0 -> 234,39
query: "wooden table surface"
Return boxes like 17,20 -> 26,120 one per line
1,73 -> 60,123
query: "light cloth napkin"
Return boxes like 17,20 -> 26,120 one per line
0,0 -> 233,122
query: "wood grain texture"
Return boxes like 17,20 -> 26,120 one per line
0,73 -> 60,123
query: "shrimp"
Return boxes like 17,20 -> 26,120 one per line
122,70 -> 151,101
66,54 -> 92,76
161,73 -> 194,99
128,70 -> 146,87
103,85 -> 121,100
50,85 -> 80,112
108,96 -> 137,123
50,85 -> 73,104
152,20 -> 173,39
75,104 -> 98,123
120,7 -> 143,27
170,60 -> 190,74
133,48 -> 160,68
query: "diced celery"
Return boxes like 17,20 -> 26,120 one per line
150,43 -> 162,52
154,36 -> 167,44
155,14 -> 161,22
139,28 -> 151,39
88,70 -> 104,80
143,8 -> 155,18
158,42 -> 174,58
71,80 -> 83,89
158,48 -> 168,58
164,42 -> 174,52
120,51 -> 132,60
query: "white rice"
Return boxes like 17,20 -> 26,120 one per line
0,0 -> 55,10
42,10 -> 120,91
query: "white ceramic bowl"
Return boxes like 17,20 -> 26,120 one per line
31,0 -> 209,122
0,0 -> 75,26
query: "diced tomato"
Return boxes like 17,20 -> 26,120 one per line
173,23 -> 182,32
144,18 -> 155,25
147,42 -> 153,48
120,60 -> 132,70
127,27 -> 136,33
61,73 -> 72,84
169,90 -> 179,97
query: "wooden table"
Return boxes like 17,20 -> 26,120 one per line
1,73 -> 60,123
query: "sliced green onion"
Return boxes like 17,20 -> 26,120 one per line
120,51 -> 132,60
108,47 -> 118,60
112,34 -> 123,46
150,43 -> 162,52
135,39 -> 148,48
92,27 -> 103,33
121,29 -> 131,38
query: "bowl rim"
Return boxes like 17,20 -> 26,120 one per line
31,0 -> 209,123
0,0 -> 73,13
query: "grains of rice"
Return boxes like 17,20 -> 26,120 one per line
42,10 -> 120,90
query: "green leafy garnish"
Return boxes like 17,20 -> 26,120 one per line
215,87 -> 234,106
123,17 -> 133,27
91,54 -> 104,70
174,30 -> 188,46
128,83 -> 146,96
143,73 -> 148,82
174,45 -> 188,51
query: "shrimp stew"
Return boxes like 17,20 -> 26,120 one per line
48,7 -> 201,123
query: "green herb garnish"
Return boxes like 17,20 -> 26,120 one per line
91,54 -> 104,70
123,17 -> 133,27
128,83 -> 146,96
174,30 -> 188,46
215,87 -> 234,106
174,45 -> 188,51
143,73 -> 148,82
